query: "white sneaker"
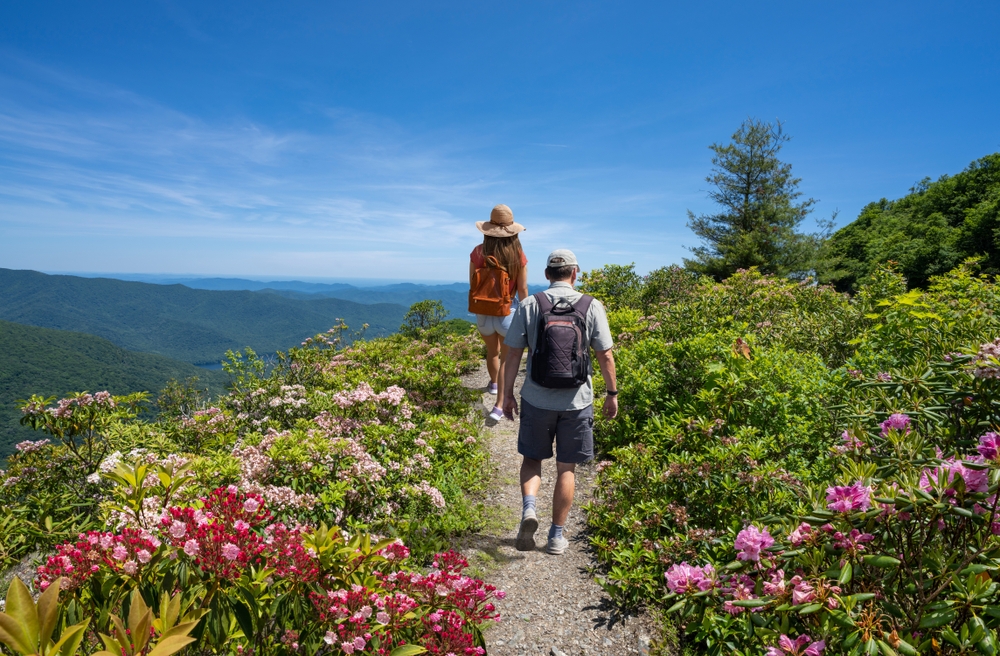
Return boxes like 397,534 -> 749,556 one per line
488,382 -> 498,394
546,535 -> 569,555
488,406 -> 504,421
515,509 -> 538,551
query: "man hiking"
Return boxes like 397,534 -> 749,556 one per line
501,249 -> 618,555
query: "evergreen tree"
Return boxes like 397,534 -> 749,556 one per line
684,118 -> 818,279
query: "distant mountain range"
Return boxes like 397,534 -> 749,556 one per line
0,268 -> 409,365
63,273 -> 547,319
0,319 -> 229,458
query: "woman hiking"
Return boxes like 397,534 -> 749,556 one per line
469,204 -> 529,422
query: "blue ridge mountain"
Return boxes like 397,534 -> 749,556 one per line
0,319 -> 229,458
0,268 -> 408,365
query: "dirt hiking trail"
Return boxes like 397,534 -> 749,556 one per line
460,360 -> 655,656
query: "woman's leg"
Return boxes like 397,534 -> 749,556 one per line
481,332 -> 502,384
496,341 -> 511,410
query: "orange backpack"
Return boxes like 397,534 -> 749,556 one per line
468,255 -> 512,317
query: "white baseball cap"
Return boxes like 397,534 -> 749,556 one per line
546,249 -> 579,269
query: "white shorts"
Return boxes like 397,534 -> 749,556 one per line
476,297 -> 519,337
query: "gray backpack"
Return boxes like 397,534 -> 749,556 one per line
529,292 -> 594,389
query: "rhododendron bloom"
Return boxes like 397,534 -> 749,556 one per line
377,611 -> 390,624
664,562 -> 716,593
183,539 -> 200,557
840,430 -> 864,450
766,634 -> 825,656
353,637 -> 365,650
243,498 -> 260,513
233,520 -> 250,532
112,545 -> 128,561
880,413 -> 911,436
921,457 -> 989,495
221,543 -> 241,561
826,481 -> 872,513
169,520 -> 187,539
341,643 -> 355,654
978,433 -> 1000,462
787,523 -> 813,546
136,549 -> 151,563
734,525 -> 774,562
789,576 -> 815,605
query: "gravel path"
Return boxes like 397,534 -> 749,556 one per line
460,359 -> 655,656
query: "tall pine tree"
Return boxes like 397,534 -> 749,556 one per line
684,118 -> 818,279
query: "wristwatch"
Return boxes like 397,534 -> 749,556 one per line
605,390 -> 618,396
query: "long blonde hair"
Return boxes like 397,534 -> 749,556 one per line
483,235 -> 524,283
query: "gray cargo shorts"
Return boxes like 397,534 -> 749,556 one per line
517,397 -> 594,464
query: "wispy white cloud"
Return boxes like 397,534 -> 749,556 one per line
0,55 -> 695,279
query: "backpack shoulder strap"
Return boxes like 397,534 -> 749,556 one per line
534,291 -> 553,313
572,294 -> 594,316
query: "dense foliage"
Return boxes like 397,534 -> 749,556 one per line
579,261 -> 1000,654
0,324 -> 497,655
0,268 -> 408,364
0,320 -> 228,458
819,153 -> 1000,290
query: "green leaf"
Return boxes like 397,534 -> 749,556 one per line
797,603 -> 823,614
919,609 -> 958,629
877,639 -> 899,656
232,601 -> 254,640
389,646 -> 428,656
862,555 -> 901,568
1,577 -> 37,655
52,621 -> 90,656
839,562 -> 853,585
730,599 -> 769,608
846,593 -> 876,603
146,636 -> 197,656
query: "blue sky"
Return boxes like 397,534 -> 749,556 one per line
1,1 -> 998,283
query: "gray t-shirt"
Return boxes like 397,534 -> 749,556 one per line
504,281 -> 614,411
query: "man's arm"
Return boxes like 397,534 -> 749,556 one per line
594,348 -> 618,419
502,347 -> 525,419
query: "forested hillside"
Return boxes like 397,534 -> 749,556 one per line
0,268 -> 408,364
0,320 -> 228,457
820,152 -> 1000,289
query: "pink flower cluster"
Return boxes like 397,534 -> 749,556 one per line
836,430 -> 865,453
313,550 -> 500,656
35,391 -> 116,419
36,527 -> 161,590
919,456 -> 989,497
978,433 -> 1000,462
734,525 -> 774,562
331,382 -> 407,409
664,562 -> 715,593
13,439 -> 50,453
825,481 -> 872,513
766,634 -> 825,656
160,487 -> 271,580
833,529 -> 875,556
973,338 -> 1000,379
880,413 -> 911,436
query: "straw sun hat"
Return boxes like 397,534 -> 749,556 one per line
476,204 -> 526,237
